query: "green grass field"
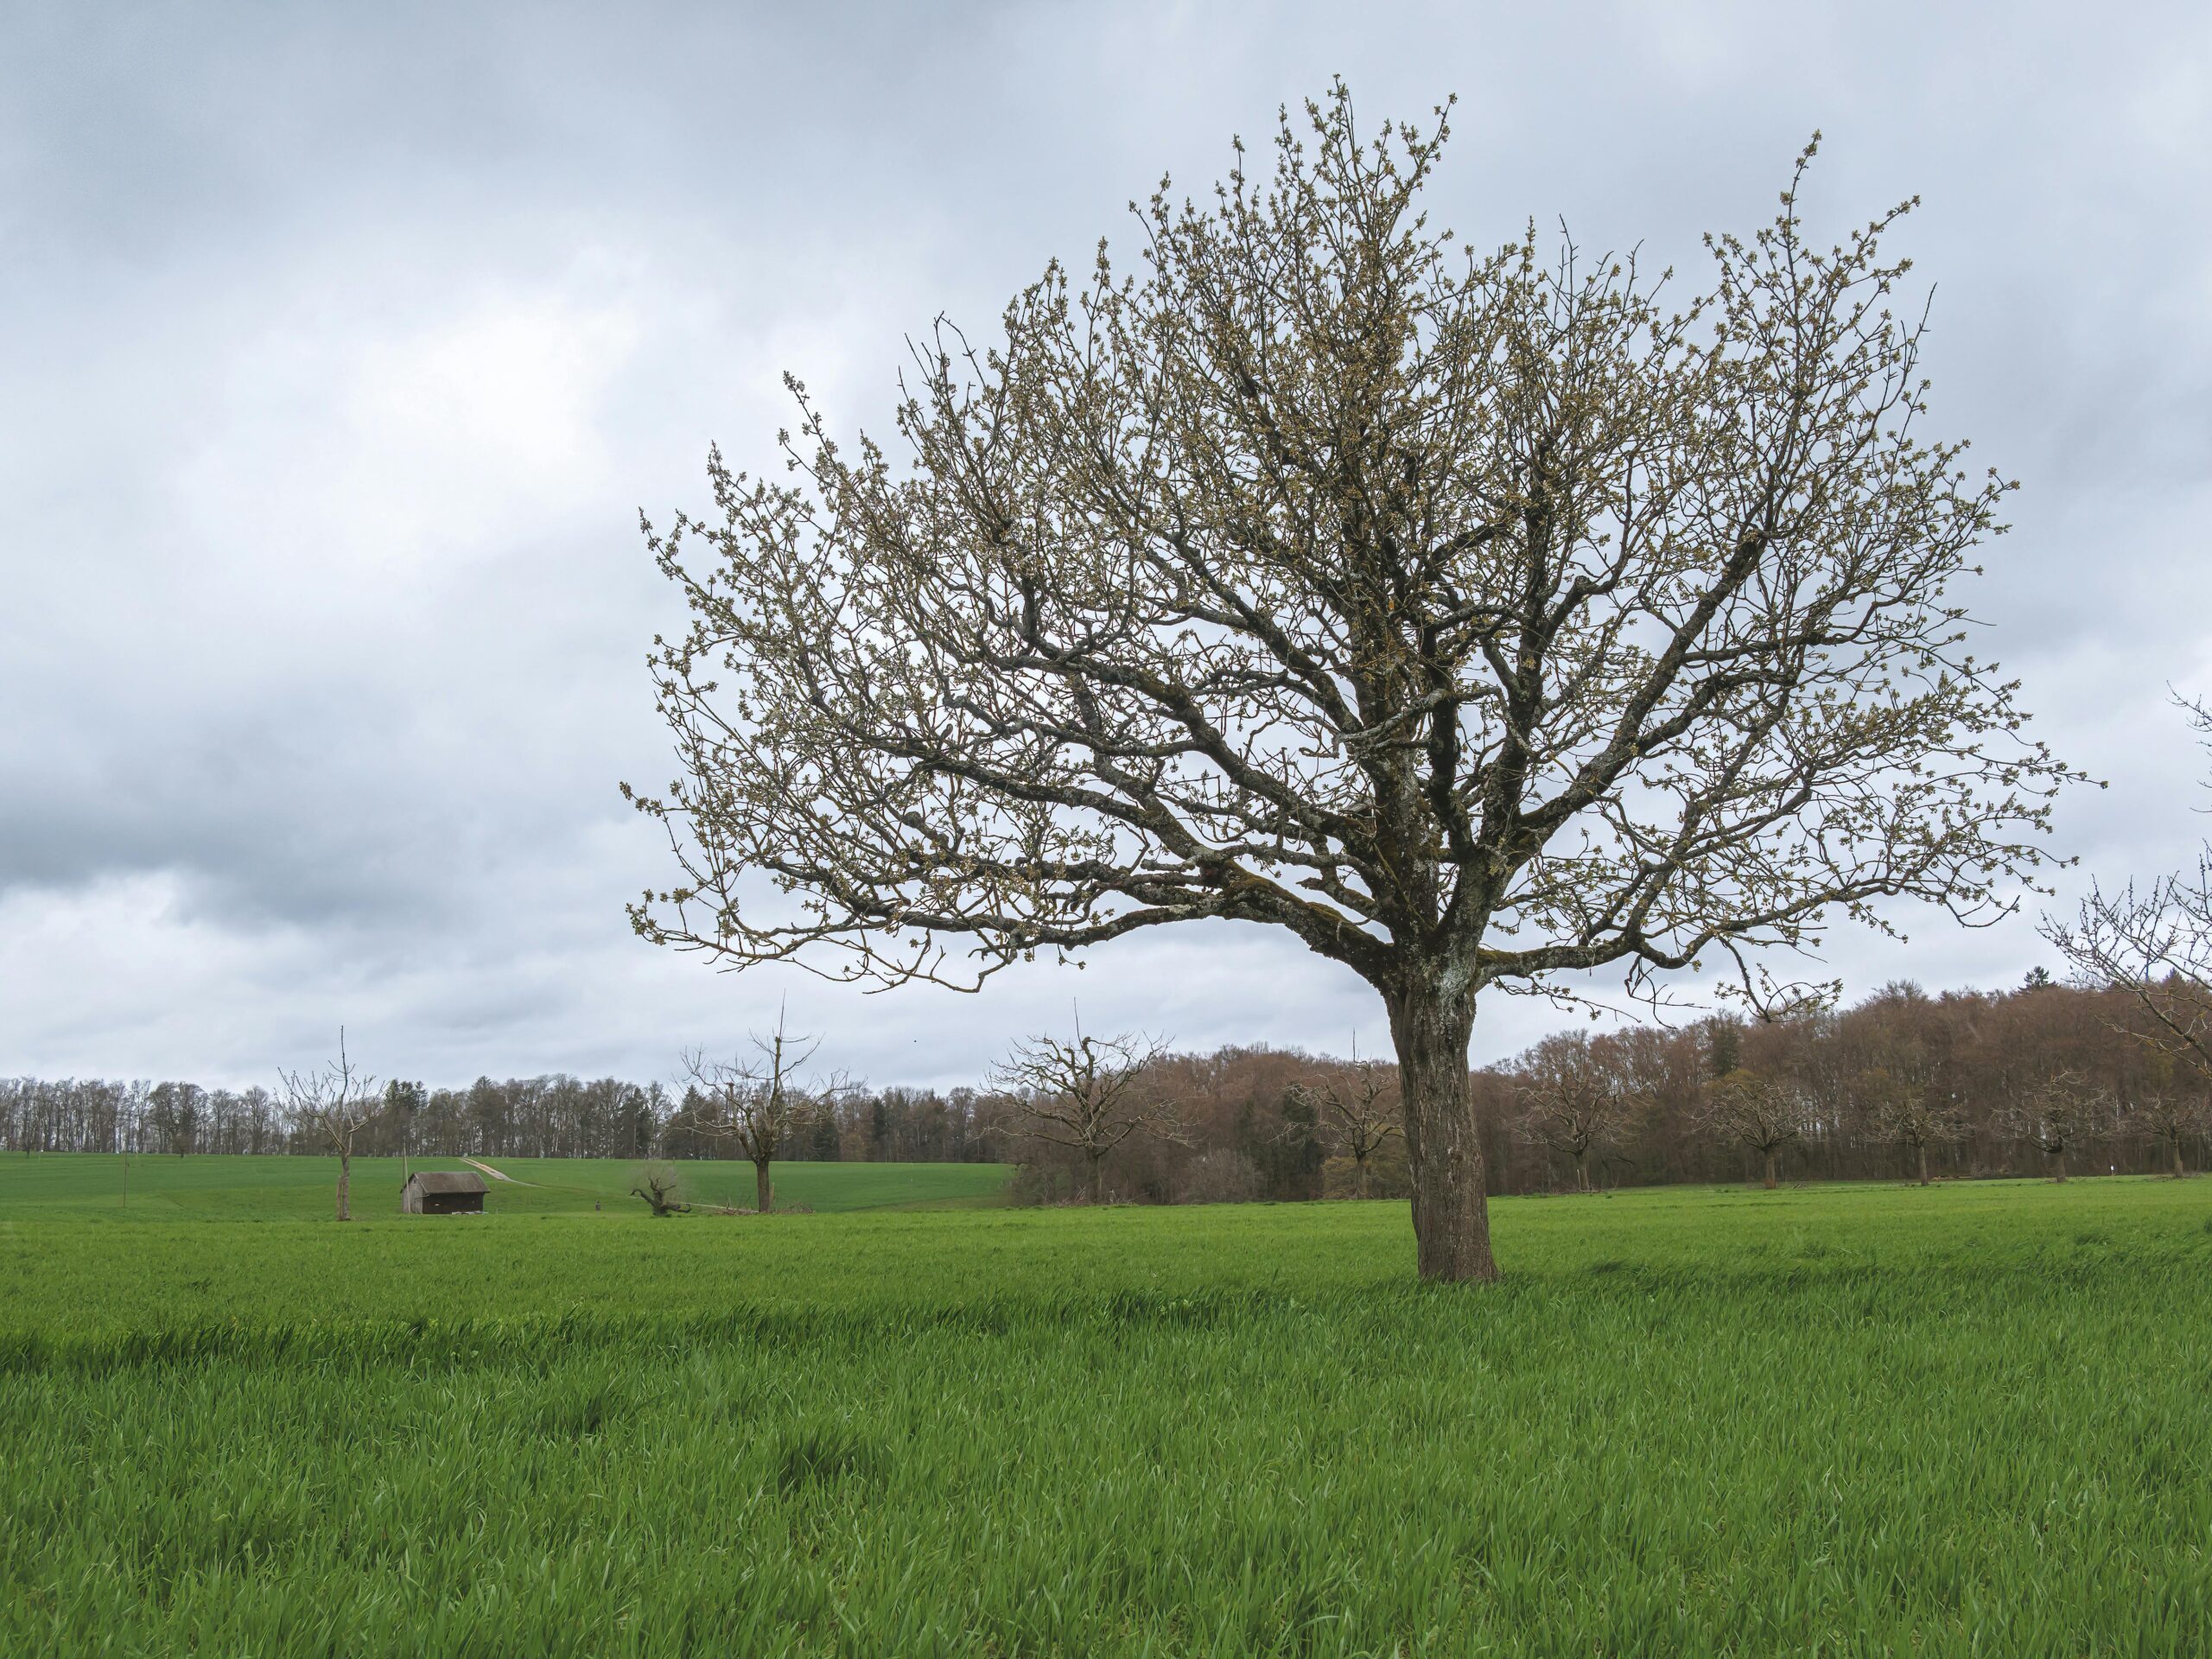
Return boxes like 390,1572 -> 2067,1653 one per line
0,1152 -> 1012,1221
3,1171 -> 2209,1655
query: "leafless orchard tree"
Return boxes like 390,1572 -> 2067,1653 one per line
1857,1048 -> 1965,1185
630,1161 -> 692,1216
1510,1033 -> 1635,1192
279,1028 -> 380,1222
1291,1046 -> 1402,1198
2046,695 -> 2212,1115
990,1029 -> 1176,1204
629,86 -> 2075,1281
2120,1088 -> 2210,1179
681,1007 -> 834,1214
1699,1069 -> 1807,1190
1999,1069 -> 2106,1183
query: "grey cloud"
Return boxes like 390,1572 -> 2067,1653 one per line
3,0 -> 2209,1088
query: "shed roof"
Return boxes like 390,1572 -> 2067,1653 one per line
406,1171 -> 488,1195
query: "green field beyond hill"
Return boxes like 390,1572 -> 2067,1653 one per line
0,1152 -> 1010,1222
3,1172 -> 2210,1656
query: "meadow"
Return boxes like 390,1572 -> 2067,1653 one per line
3,1170 -> 2209,1655
0,1151 -> 1012,1222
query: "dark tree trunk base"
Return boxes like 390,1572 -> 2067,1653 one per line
1389,984 -> 1497,1284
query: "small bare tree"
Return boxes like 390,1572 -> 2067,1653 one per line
991,1029 -> 1176,1204
630,1162 -> 691,1216
1858,1049 -> 1965,1185
1700,1069 -> 1806,1190
2046,696 -> 2212,1111
1999,1069 -> 2106,1182
1293,1046 -> 1402,1198
2121,1090 -> 2210,1179
630,86 -> 2079,1280
279,1028 -> 380,1222
1510,1033 -> 1635,1192
682,1006 -> 830,1214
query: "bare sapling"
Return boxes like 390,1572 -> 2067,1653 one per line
279,1028 -> 381,1222
681,1005 -> 836,1214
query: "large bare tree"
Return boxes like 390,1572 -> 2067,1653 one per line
629,86 -> 2074,1280
280,1028 -> 380,1222
990,1028 -> 1176,1203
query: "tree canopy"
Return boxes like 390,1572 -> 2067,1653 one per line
630,85 -> 2076,1279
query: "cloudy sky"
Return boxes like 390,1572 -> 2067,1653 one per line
3,0 -> 2208,1090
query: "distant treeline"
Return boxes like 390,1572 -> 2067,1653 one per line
5,976 -> 2207,1198
0,1074 -> 1003,1166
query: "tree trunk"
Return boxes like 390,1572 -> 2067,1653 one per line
1574,1148 -> 1590,1192
1761,1146 -> 1777,1190
1087,1151 -> 1105,1205
2049,1145 -> 2067,1183
335,1144 -> 352,1221
2173,1136 -> 2186,1179
1916,1141 -> 1929,1186
1353,1150 -> 1370,1199
1388,984 -> 1495,1283
755,1159 -> 773,1214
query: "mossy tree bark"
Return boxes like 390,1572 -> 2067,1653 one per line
1390,985 -> 1494,1283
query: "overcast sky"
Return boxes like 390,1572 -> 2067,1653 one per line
3,0 -> 2208,1090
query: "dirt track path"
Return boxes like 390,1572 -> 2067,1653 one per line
460,1158 -> 532,1186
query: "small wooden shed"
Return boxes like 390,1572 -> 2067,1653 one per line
401,1170 -> 488,1216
